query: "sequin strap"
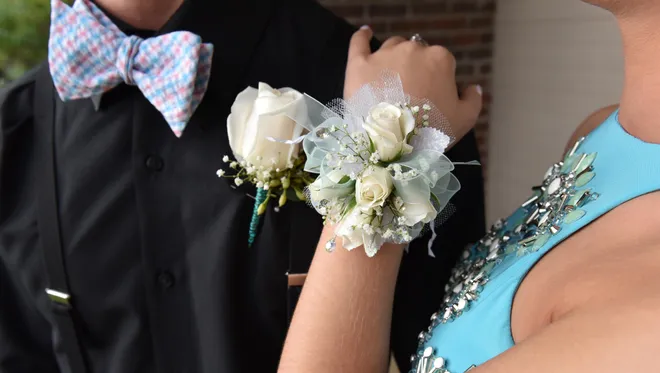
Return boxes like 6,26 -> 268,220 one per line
432,136 -> 600,324
411,136 -> 601,373
412,347 -> 450,373
410,346 -> 477,373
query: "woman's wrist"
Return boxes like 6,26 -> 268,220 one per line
317,223 -> 406,267
279,224 -> 405,373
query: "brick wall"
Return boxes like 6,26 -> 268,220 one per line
319,0 -> 495,172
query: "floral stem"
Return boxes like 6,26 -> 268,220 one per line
248,188 -> 268,247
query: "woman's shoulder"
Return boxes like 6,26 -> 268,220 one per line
564,104 -> 619,154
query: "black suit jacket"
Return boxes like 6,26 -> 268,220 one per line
0,0 -> 485,372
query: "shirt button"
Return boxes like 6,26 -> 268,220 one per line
157,271 -> 176,289
145,155 -> 164,171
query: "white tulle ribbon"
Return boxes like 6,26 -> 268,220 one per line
282,72 -> 466,257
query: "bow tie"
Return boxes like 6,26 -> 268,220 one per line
48,0 -> 214,137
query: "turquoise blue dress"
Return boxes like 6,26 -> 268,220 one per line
410,110 -> 660,373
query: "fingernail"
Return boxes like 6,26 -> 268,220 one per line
476,85 -> 483,96
360,25 -> 371,30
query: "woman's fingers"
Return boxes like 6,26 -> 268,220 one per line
348,26 -> 374,62
457,84 -> 484,133
381,36 -> 407,49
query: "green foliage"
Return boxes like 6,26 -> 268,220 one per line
0,0 -> 62,82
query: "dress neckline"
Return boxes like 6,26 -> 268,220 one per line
611,109 -> 660,147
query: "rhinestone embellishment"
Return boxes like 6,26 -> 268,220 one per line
409,347 -> 477,373
410,347 -> 451,373
410,137 -> 600,372
437,137 -> 598,324
325,236 -> 337,253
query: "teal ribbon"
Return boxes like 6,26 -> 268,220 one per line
248,188 -> 268,247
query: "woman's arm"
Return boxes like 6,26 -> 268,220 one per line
278,226 -> 405,372
279,27 -> 482,373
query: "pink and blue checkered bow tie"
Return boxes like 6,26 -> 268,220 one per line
48,0 -> 214,137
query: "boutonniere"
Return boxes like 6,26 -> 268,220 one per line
218,83 -> 314,246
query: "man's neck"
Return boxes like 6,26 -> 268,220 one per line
93,0 -> 184,30
617,13 -> 660,143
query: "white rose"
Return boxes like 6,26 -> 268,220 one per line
363,103 -> 416,162
395,194 -> 437,226
336,208 -> 373,251
308,170 -> 353,202
356,166 -> 393,210
227,83 -> 306,170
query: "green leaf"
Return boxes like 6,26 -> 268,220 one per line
387,150 -> 404,164
338,175 -> 351,184
340,197 -> 357,220
430,193 -> 441,208
287,185 -> 307,202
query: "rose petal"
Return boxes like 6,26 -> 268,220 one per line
370,103 -> 403,139
364,121 -> 402,161
336,211 -> 367,251
356,167 -> 393,208
243,85 -> 307,168
250,114 -> 299,169
403,200 -> 437,226
401,107 -> 416,137
227,87 -> 258,159
401,143 -> 414,156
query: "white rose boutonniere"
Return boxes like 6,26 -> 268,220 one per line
227,83 -> 306,170
219,83 -> 315,247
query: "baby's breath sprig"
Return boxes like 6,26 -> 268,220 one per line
408,103 -> 432,129
217,152 -> 313,215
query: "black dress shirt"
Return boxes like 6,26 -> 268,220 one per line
0,0 -> 486,372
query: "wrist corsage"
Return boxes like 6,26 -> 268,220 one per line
303,72 -> 462,257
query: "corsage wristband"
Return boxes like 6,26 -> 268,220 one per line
302,72 -> 462,257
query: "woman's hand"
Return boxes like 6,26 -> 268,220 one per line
344,27 -> 483,142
